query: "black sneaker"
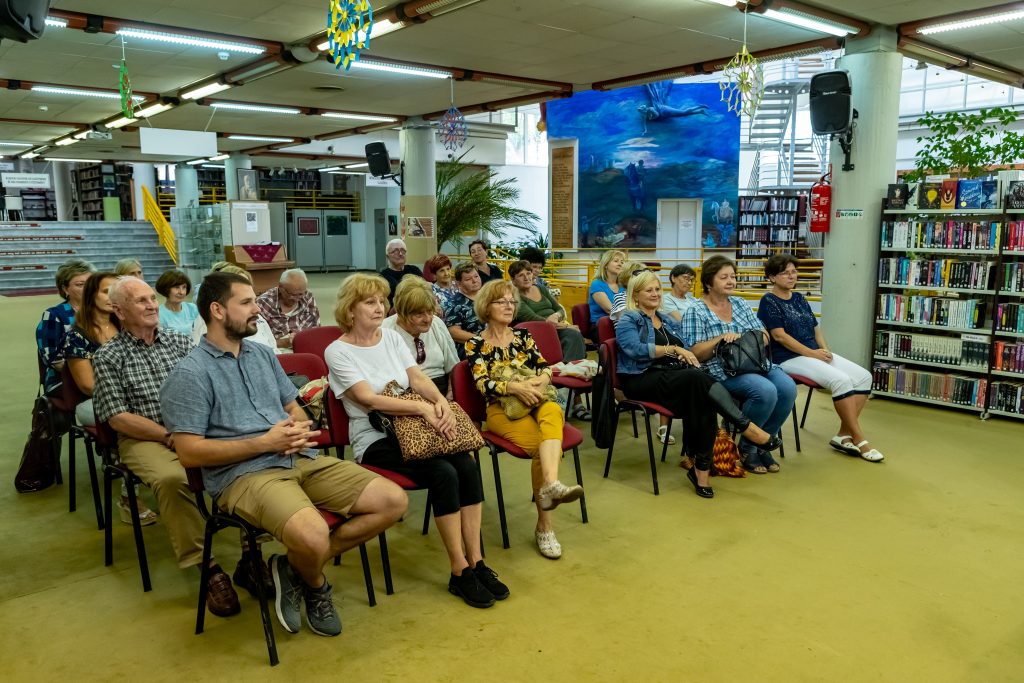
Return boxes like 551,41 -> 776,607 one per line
472,561 -> 510,601
448,568 -> 495,608
233,553 -> 275,599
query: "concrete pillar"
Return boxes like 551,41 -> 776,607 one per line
51,161 -> 73,221
225,153 -> 252,201
821,28 -> 902,367
174,163 -> 200,208
399,118 -> 437,266
131,162 -> 156,220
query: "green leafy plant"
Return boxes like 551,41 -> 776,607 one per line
906,107 -> 1024,182
435,151 -> 540,249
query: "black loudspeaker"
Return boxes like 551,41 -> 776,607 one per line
809,70 -> 852,135
0,0 -> 53,43
365,142 -> 392,177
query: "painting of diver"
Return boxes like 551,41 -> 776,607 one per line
546,81 -> 739,249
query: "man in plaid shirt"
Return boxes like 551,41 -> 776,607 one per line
256,268 -> 320,349
93,276 -> 242,618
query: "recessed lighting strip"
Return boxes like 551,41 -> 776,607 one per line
349,59 -> 451,79
0,141 -> 33,147
32,85 -> 146,101
321,112 -> 398,122
45,157 -> 103,163
115,28 -> 266,54
227,135 -> 295,142
181,81 -> 233,100
209,102 -> 301,115
761,8 -> 857,37
918,9 -> 1024,35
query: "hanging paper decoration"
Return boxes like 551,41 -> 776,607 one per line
327,0 -> 373,71
118,37 -> 134,118
439,78 -> 467,152
719,9 -> 763,118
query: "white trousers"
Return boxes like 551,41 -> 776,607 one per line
779,353 -> 871,401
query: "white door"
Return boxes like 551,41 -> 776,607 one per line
656,198 -> 702,269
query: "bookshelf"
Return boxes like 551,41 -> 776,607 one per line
871,206 -> 1024,419
72,163 -> 133,221
737,191 -> 805,287
18,189 -> 56,220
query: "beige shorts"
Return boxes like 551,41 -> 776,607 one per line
217,457 -> 377,540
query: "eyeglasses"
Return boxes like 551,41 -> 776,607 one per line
388,248 -> 407,254
414,337 -> 426,364
677,275 -> 695,282
491,299 -> 517,307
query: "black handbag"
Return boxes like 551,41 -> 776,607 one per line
715,330 -> 771,377
15,395 -> 57,493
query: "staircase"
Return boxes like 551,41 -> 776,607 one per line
0,221 -> 176,295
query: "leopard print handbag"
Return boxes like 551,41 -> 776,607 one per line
378,381 -> 484,460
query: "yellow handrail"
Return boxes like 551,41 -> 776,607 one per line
142,186 -> 178,264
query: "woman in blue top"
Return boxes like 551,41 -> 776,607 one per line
156,269 -> 200,336
758,254 -> 881,462
681,255 -> 796,474
616,271 -> 781,498
587,249 -> 625,340
36,259 -> 95,395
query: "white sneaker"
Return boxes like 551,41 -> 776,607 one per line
535,530 -> 562,559
537,480 -> 584,511
657,425 -> 676,445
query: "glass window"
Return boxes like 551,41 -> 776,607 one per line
926,67 -> 966,87
965,78 -> 1010,108
901,60 -> 925,89
925,85 -> 965,111
900,90 -> 924,116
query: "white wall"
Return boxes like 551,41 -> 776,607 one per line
491,164 -> 548,245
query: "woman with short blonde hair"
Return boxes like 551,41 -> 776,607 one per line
334,273 -> 391,332
383,277 -> 459,395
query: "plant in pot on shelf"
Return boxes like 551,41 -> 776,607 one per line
904,107 -> 1024,182
436,151 -> 540,249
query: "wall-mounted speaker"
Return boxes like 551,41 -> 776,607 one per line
809,70 -> 852,135
365,142 -> 392,177
0,0 -> 53,43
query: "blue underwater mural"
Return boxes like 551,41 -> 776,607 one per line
546,81 -> 740,249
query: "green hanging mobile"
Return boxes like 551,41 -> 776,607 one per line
119,37 -> 134,118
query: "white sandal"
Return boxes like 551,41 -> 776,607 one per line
829,435 -> 860,456
535,530 -> 562,559
854,440 -> 884,462
657,425 -> 676,445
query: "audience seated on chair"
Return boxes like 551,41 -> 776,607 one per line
660,264 -> 698,322
92,275 -> 242,617
466,279 -> 584,560
518,247 -> 554,294
382,276 -> 459,396
156,269 -> 200,336
192,264 -> 278,352
587,250 -> 625,343
324,273 -> 507,608
444,261 -> 486,357
468,239 -> 502,284
424,253 -> 458,313
380,238 -> 423,306
758,254 -> 882,462
256,268 -> 320,350
609,261 -> 647,322
161,272 -> 406,637
37,258 -> 95,396
681,255 -> 797,475
615,270 -> 781,498
114,258 -> 144,281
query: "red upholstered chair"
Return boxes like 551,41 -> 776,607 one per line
451,360 -> 587,549
570,303 -> 597,350
514,321 -> 593,412
276,353 -> 334,452
186,467 -> 377,667
58,364 -> 103,528
596,316 -> 615,345
292,325 -> 342,358
600,340 -> 679,495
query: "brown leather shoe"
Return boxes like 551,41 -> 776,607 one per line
207,566 -> 241,617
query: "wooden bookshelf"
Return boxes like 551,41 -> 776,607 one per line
736,191 -> 805,287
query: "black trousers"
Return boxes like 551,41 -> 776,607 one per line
361,438 -> 482,518
619,367 -> 718,471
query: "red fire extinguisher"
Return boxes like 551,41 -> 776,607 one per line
810,172 -> 832,233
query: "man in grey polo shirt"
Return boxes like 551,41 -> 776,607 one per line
161,272 -> 407,637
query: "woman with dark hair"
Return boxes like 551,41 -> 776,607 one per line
36,258 -> 95,395
661,264 -> 697,321
156,269 -> 199,335
469,239 -> 502,283
518,247 -> 549,289
425,253 -> 458,312
758,254 -> 882,462
681,255 -> 796,474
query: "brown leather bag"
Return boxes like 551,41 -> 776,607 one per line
377,381 -> 484,461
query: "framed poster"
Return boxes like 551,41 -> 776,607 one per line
387,214 -> 398,236
237,168 -> 259,201
297,217 -> 320,236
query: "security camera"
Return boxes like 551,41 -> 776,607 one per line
217,51 -> 229,61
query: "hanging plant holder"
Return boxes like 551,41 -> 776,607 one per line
327,0 -> 373,71
719,9 -> 763,118
118,38 -> 134,118
440,79 -> 467,151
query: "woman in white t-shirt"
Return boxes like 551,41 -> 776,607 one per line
325,273 -> 508,609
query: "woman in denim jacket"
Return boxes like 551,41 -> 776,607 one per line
615,271 -> 781,498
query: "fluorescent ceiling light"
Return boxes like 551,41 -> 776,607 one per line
73,130 -> 90,140
208,154 -> 230,161
0,141 -> 32,147
187,158 -> 208,165
210,102 -> 301,115
227,134 -> 295,142
115,28 -> 265,54
918,9 -> 1024,35
45,17 -> 67,28
701,0 -> 743,6
316,19 -> 405,51
134,102 -> 174,118
328,171 -> 366,175
181,81 -> 233,100
20,151 -> 41,159
201,164 -> 225,169
349,59 -> 451,79
761,8 -> 856,36
319,166 -> 343,172
321,112 -> 398,123
344,162 -> 369,169
32,85 -> 145,101
55,137 -> 78,146
104,115 -> 138,129
45,157 -> 102,163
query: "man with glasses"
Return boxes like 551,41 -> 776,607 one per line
256,268 -> 321,349
380,238 -> 423,306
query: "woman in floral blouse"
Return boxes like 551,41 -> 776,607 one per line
466,280 -> 584,560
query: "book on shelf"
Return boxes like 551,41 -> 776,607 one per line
874,330 -> 990,368
1001,262 -> 1024,293
981,180 -> 999,209
880,219 -> 1000,250
989,381 -> 1024,414
956,179 -> 983,209
993,341 -> 1024,374
871,363 -> 987,408
740,197 -> 769,212
887,183 -> 909,209
919,182 -> 942,209
877,256 -> 993,290
1007,181 -> 1024,210
905,182 -> 921,210
940,179 -> 958,209
995,303 -> 1024,333
1008,221 -> 1024,252
877,293 -> 987,329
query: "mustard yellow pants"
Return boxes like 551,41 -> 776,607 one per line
484,401 -> 564,458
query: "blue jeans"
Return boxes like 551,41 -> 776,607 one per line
721,367 -> 797,453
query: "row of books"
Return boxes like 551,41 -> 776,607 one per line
880,220 -> 999,251
738,213 -> 799,227
872,363 -> 987,408
737,244 -> 777,257
738,227 -> 798,241
740,196 -> 799,212
993,341 -> 1024,374
996,303 -> 1024,333
878,257 -> 993,290
998,262 -> 1024,293
874,330 -> 989,368
989,381 -> 1024,414
1005,222 -> 1024,252
887,179 -> 1003,210
877,294 -> 986,329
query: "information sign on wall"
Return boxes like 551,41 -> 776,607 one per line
550,146 -> 575,249
1,172 -> 50,188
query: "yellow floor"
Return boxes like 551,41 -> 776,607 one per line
2,274 -> 1023,681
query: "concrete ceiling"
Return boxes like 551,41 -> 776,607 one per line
0,0 -> 1020,169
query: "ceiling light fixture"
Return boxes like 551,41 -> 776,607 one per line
104,115 -> 138,129
115,28 -> 266,54
134,102 -> 174,118
344,162 -> 369,169
761,8 -> 856,37
32,85 -> 145,101
187,158 -> 209,165
20,151 -> 41,159
210,102 -> 301,115
328,171 -> 366,175
0,141 -> 33,147
201,164 -> 226,169
45,157 -> 103,163
701,0 -> 744,6
321,112 -> 398,123
319,166 -> 343,172
72,130 -> 91,140
315,18 -> 406,51
227,134 -> 295,142
917,9 -> 1024,35
54,137 -> 78,147
44,17 -> 67,28
349,59 -> 451,79
208,154 -> 230,161
180,81 -> 233,100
